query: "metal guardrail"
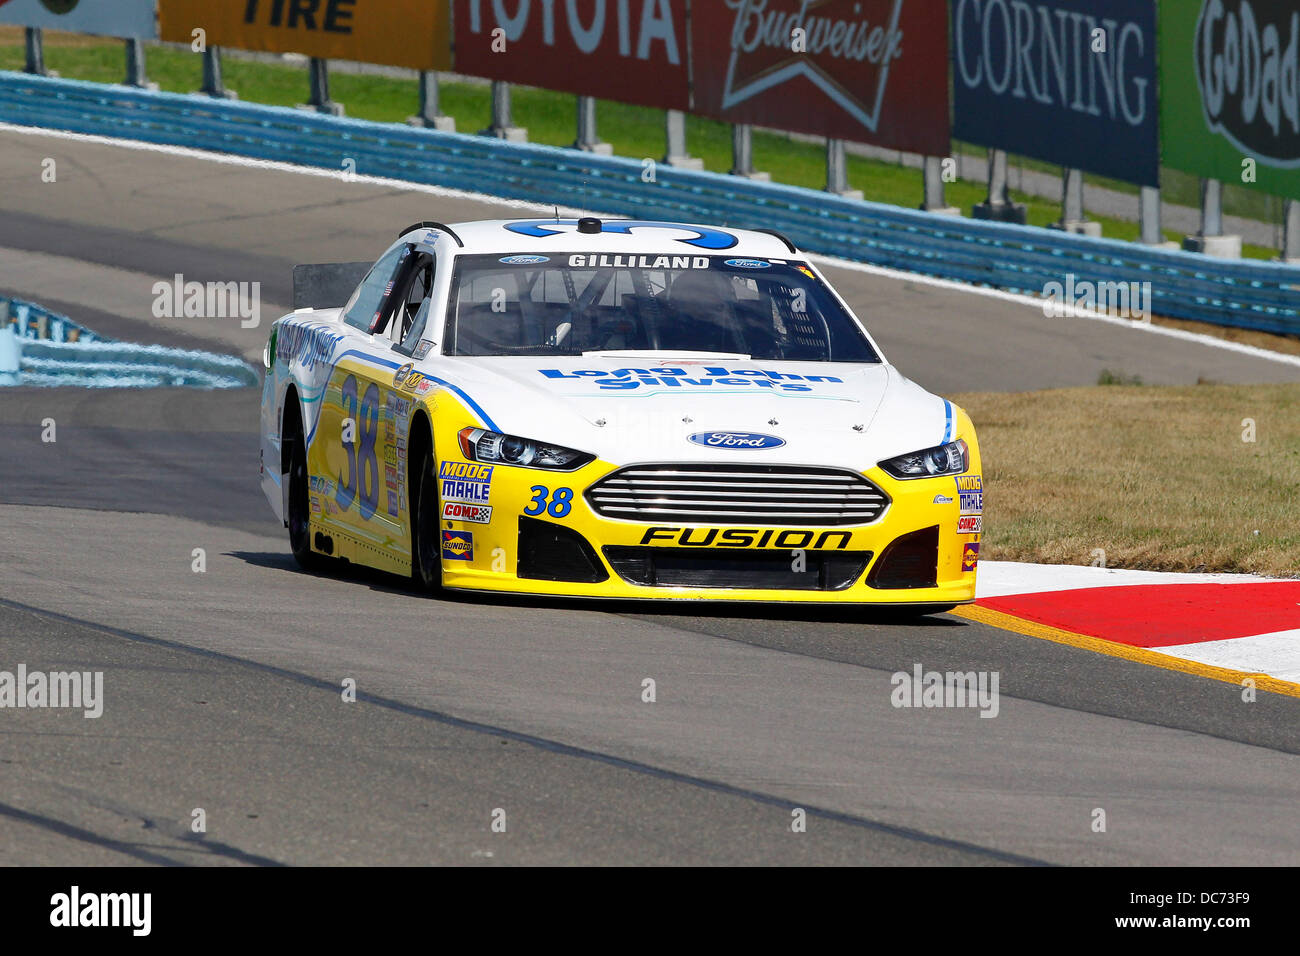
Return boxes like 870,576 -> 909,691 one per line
0,294 -> 101,343
0,294 -> 256,388
1,72 -> 1298,336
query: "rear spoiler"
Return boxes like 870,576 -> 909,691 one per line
291,261 -> 372,311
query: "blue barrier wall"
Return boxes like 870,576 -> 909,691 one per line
1,294 -> 101,343
0,72 -> 1296,335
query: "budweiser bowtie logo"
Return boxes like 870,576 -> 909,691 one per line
721,0 -> 906,133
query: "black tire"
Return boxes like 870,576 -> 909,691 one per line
410,447 -> 442,592
286,405 -> 326,572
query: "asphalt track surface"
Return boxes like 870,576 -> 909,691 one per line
1,128 -> 1298,866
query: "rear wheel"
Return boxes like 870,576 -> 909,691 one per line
411,446 -> 442,592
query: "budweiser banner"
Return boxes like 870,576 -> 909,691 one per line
690,0 -> 950,155
952,0 -> 1159,187
1160,0 -> 1300,200
453,0 -> 690,110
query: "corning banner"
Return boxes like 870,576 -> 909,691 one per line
0,0 -> 157,38
1160,0 -> 1300,201
690,0 -> 950,155
952,0 -> 1159,187
452,0 -> 690,110
158,0 -> 451,71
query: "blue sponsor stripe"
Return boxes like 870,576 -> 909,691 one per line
942,400 -> 954,444
305,349 -> 500,445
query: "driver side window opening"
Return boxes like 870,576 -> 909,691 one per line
342,243 -> 410,333
391,252 -> 436,350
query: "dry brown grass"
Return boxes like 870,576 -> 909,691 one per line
1151,314 -> 1300,358
954,383 -> 1300,576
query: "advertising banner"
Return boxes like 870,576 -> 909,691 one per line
690,0 -> 951,156
1160,0 -> 1300,200
452,0 -> 690,110
158,0 -> 450,71
0,0 -> 157,38
952,0 -> 1159,186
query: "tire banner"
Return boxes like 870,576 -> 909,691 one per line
1160,0 -> 1300,201
157,0 -> 451,71
952,0 -> 1159,187
452,0 -> 690,110
689,0 -> 950,155
0,0 -> 157,38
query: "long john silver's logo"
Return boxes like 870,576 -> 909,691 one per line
688,431 -> 787,449
722,0 -> 905,132
1194,0 -> 1300,167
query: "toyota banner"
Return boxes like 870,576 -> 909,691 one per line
453,0 -> 691,110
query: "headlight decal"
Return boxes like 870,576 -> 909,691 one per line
457,427 -> 594,472
879,439 -> 969,480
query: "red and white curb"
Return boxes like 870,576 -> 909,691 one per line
975,562 -> 1300,685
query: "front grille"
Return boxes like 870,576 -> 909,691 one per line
586,464 -> 889,526
603,547 -> 873,590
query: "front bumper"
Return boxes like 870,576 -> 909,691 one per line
435,452 -> 980,606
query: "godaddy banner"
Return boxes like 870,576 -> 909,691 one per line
1161,0 -> 1300,199
952,0 -> 1159,186
691,0 -> 951,155
0,0 -> 157,38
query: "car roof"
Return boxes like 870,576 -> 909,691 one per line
404,218 -> 799,258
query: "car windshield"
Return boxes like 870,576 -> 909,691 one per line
444,253 -> 880,362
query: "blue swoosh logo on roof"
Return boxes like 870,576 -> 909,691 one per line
504,220 -> 738,250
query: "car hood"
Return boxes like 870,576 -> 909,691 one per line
423,355 -> 953,470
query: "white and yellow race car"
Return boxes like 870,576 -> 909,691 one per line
260,218 -> 982,611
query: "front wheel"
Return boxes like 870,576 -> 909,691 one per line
411,448 -> 443,592
286,407 -> 327,572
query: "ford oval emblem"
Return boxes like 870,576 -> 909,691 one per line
688,431 -> 786,450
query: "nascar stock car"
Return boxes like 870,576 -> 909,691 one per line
260,218 -> 983,610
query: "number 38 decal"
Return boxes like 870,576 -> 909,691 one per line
335,374 -> 381,520
524,485 -> 573,518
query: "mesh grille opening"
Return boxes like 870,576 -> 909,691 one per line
586,463 -> 888,526
866,526 -> 940,589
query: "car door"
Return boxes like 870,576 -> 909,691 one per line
308,242 -> 415,570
